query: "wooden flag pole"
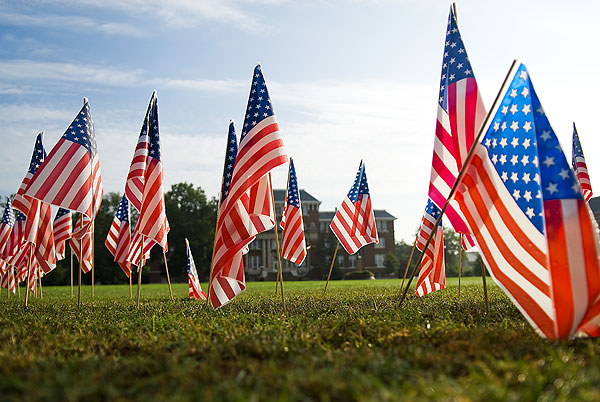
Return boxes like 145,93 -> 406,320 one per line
91,221 -> 95,298
129,263 -> 133,298
0,271 -> 3,298
400,239 -> 417,293
78,218 -> 83,308
70,242 -> 73,297
458,233 -> 463,297
269,173 -> 285,313
480,258 -> 489,313
276,160 -> 292,295
398,60 -> 518,308
163,250 -> 173,300
25,245 -> 33,307
323,242 -> 340,295
38,265 -> 43,299
136,234 -> 145,308
17,274 -> 20,298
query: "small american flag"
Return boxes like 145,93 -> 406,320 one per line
125,91 -> 169,250
427,7 -> 485,249
24,102 -> 103,240
0,264 -> 15,294
330,161 -> 378,255
280,159 -> 306,266
415,199 -> 446,297
455,63 -> 600,339
186,238 -> 207,300
2,211 -> 25,262
105,195 -> 132,277
70,215 -> 93,274
0,200 -> 14,258
209,65 -> 288,309
572,123 -> 593,202
53,208 -> 72,261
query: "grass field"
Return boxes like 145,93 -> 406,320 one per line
0,278 -> 598,401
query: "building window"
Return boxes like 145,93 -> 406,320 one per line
320,222 -> 326,232
337,256 -> 344,268
271,239 -> 277,250
249,240 -> 262,250
375,254 -> 385,267
375,237 -> 385,249
376,220 -> 387,231
349,255 -> 356,268
249,255 -> 262,268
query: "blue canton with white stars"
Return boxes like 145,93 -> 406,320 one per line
572,123 -> 585,171
1,200 -> 14,227
439,7 -> 475,110
482,64 -> 581,235
15,211 -> 26,222
286,159 -> 300,208
424,198 -> 442,226
28,133 -> 46,174
347,161 -> 370,203
147,95 -> 161,162
186,240 -> 198,277
115,195 -> 129,222
241,65 -> 275,140
64,102 -> 97,157
221,121 -> 238,204
54,207 -> 70,221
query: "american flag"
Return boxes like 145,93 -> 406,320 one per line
0,264 -> 15,294
186,238 -> 207,300
330,161 -> 378,255
24,102 -> 103,240
427,7 -> 485,250
280,158 -> 307,266
209,65 -> 288,309
125,91 -> 169,250
2,211 -> 26,262
415,199 -> 446,297
53,208 -> 72,261
0,200 -> 14,257
70,215 -> 93,274
454,63 -> 600,339
105,195 -> 132,277
572,123 -> 593,202
220,121 -> 239,206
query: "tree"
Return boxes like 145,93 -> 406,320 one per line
383,252 -> 400,276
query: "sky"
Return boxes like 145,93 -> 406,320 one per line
0,0 -> 599,243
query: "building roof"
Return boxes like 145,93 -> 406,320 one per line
589,196 -> 600,214
319,210 -> 396,221
273,189 -> 320,203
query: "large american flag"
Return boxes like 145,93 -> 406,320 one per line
125,91 -> 169,251
186,238 -> 207,300
0,200 -> 14,257
572,123 -> 593,203
330,161 -> 378,255
12,133 -> 56,273
24,102 -> 103,240
53,208 -> 72,261
415,199 -> 446,297
280,158 -> 307,266
427,7 -> 485,250
105,195 -> 132,277
209,65 -> 288,309
70,215 -> 93,274
454,63 -> 600,339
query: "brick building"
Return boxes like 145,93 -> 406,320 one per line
244,189 -> 396,280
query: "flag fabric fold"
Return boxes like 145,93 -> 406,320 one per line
105,195 -> 132,277
427,7 -> 485,250
70,215 -> 93,274
330,161 -> 378,255
0,200 -> 15,257
572,123 -> 593,202
209,66 -> 288,309
280,159 -> 307,266
415,199 -> 446,296
454,62 -> 600,339
186,238 -> 207,300
53,208 -> 72,261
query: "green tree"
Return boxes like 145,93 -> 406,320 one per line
383,252 -> 400,275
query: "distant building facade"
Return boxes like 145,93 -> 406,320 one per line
589,196 -> 600,224
244,189 -> 396,280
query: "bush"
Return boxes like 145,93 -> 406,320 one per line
344,270 -> 375,280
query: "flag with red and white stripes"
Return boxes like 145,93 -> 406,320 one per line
427,7 -> 485,250
415,199 -> 446,297
53,208 -> 72,261
1,264 -> 15,294
0,200 -> 14,257
105,195 -> 132,277
70,215 -> 93,274
454,63 -> 600,339
125,91 -> 169,251
572,123 -> 593,203
186,238 -> 207,300
2,211 -> 26,263
209,65 -> 288,309
280,159 -> 306,266
330,161 -> 378,255
23,102 -> 103,240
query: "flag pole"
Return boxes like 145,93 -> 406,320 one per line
17,272 -> 20,298
269,173 -> 285,313
129,263 -> 133,298
25,245 -> 33,307
480,258 -> 489,313
136,234 -> 145,308
38,265 -> 43,299
70,241 -> 73,297
163,250 -> 173,300
458,233 -> 462,297
276,159 -> 292,295
398,60 -> 518,307
400,239 -> 417,292
78,218 -> 83,308
323,242 -> 340,295
91,221 -> 95,298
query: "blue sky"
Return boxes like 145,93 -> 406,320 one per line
1,0 -> 599,243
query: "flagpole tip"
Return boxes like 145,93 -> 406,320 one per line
83,97 -> 88,105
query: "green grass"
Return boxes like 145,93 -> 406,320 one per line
0,278 -> 598,401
